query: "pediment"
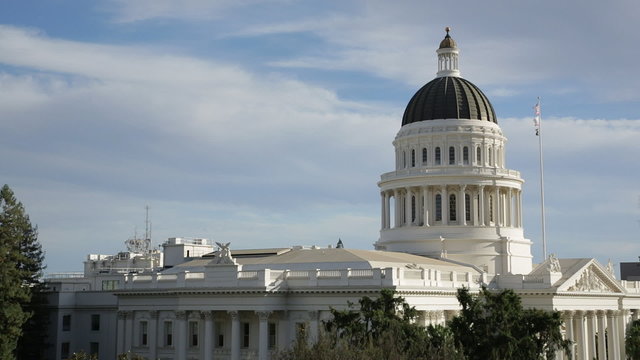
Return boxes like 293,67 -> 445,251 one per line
556,260 -> 624,293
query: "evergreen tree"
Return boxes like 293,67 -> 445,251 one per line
0,185 -> 44,360
449,286 -> 570,360
626,319 -> 640,360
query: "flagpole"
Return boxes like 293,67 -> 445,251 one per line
536,97 -> 548,259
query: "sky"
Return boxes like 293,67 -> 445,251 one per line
0,0 -> 638,274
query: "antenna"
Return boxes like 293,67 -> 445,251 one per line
145,205 -> 150,241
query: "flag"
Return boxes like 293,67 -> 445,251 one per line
533,99 -> 541,136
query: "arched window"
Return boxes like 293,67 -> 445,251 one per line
435,194 -> 442,221
476,146 -> 481,165
449,146 -> 455,165
411,149 -> 416,167
449,194 -> 457,221
411,196 -> 416,223
422,148 -> 427,165
465,193 -> 471,222
463,146 -> 469,165
435,147 -> 441,165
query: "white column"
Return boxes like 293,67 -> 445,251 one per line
478,186 -> 485,226
607,310 -> 619,360
574,311 -> 587,360
125,311 -> 134,353
229,311 -> 240,360
405,188 -> 412,226
257,311 -> 271,360
149,311 -> 158,360
564,311 -> 574,360
204,311 -> 214,360
393,189 -> 400,228
620,310 -> 629,359
586,311 -> 596,360
308,311 -> 319,344
442,186 -> 448,225
596,311 -> 606,360
116,311 -> 126,355
460,185 -> 466,225
380,192 -> 385,229
519,190 -> 523,227
506,188 -> 512,227
175,311 -> 187,360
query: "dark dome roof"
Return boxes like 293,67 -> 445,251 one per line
402,76 -> 497,125
439,33 -> 456,49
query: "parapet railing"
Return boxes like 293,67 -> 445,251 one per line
380,167 -> 520,181
121,267 -> 486,291
44,272 -> 85,279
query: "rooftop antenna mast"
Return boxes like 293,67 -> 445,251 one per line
145,205 -> 151,241
534,97 -> 547,259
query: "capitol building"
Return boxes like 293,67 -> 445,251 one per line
45,30 -> 640,360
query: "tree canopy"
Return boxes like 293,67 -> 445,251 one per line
626,319 -> 640,360
277,287 -> 570,360
450,286 -> 570,360
0,185 -> 44,360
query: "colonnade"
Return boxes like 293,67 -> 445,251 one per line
380,185 -> 522,229
116,309 -> 321,360
561,309 -> 640,360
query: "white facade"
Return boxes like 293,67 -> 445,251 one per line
44,30 -> 640,360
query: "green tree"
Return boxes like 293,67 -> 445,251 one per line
278,289 -> 463,360
626,319 -> 640,360
0,185 -> 44,359
449,286 -> 570,360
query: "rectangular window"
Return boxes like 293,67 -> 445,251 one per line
61,342 -> 70,359
101,280 -> 120,290
215,322 -> 224,347
242,322 -> 250,348
89,342 -> 99,357
463,146 -> 469,165
435,147 -> 441,165
140,321 -> 148,346
91,314 -> 100,331
62,315 -> 71,331
189,321 -> 199,347
164,321 -> 173,347
411,149 -> 415,167
268,323 -> 277,349
422,148 -> 427,165
435,195 -> 442,221
449,146 -> 455,165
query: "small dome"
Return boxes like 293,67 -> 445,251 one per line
402,76 -> 497,125
439,27 -> 457,49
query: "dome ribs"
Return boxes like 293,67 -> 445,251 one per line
402,76 -> 497,125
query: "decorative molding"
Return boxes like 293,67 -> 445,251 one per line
256,311 -> 271,321
228,310 -> 239,320
546,254 -> 561,273
175,311 -> 187,320
567,265 -> 611,292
